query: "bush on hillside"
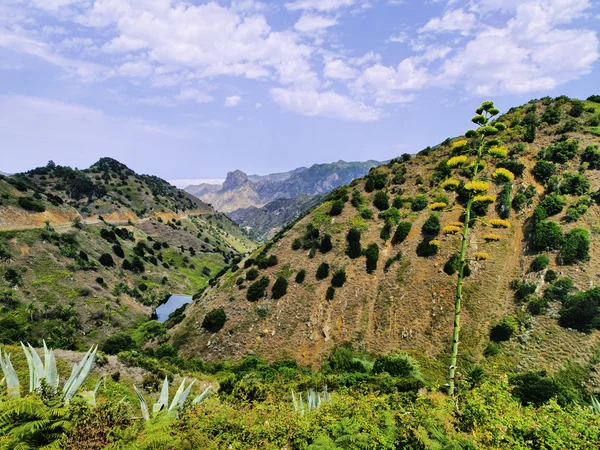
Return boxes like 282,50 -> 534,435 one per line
365,244 -> 379,273
539,194 -> 566,216
246,268 -> 259,281
326,286 -> 335,301
316,262 -> 330,280
559,228 -> 590,265
346,228 -> 362,259
532,161 -> 557,183
112,244 -> 125,258
271,277 -> 288,300
295,269 -> 306,284
99,253 -> 115,267
331,269 -> 347,287
100,332 -> 136,355
320,234 -> 333,253
559,172 -> 590,196
541,106 -> 561,125
392,222 -> 412,244
416,239 -> 439,257
411,195 -> 428,211
330,200 -> 345,216
559,287 -> 600,331
530,220 -> 563,251
529,254 -> 549,272
373,191 -> 390,211
490,316 -> 517,342
202,308 -> 227,332
422,214 -> 440,236
247,276 -> 269,302
373,353 -> 421,379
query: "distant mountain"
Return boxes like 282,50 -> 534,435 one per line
228,195 -> 322,240
185,160 -> 381,213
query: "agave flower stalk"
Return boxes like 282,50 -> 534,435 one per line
447,101 -> 501,397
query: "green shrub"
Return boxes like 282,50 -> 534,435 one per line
528,297 -> 549,315
247,276 -> 269,302
411,195 -> 428,211
351,189 -> 365,208
582,145 -> 600,169
384,251 -> 402,271
422,214 -> 440,236
291,238 -> 302,250
541,106 -> 561,125
524,123 -> 537,143
373,353 -> 421,379
509,371 -> 561,407
316,262 -> 330,280
295,269 -> 306,284
416,239 -> 439,257
112,244 -> 125,258
202,308 -> 227,332
271,277 -> 288,300
320,234 -> 333,253
568,100 -> 584,117
490,316 -> 517,342
559,287 -> 600,331
559,172 -> 590,195
330,200 -> 345,216
373,191 -> 390,211
325,286 -> 335,301
529,254 -> 549,272
360,208 -> 374,219
365,243 -> 379,273
100,332 -> 136,354
544,270 -> 557,283
246,268 -> 259,281
18,196 -> 45,212
544,277 -> 574,302
532,161 -> 557,182
497,183 -> 512,219
392,222 -> 412,244
530,220 -> 563,251
543,140 -> 579,163
346,228 -> 362,259
559,228 -> 590,265
99,253 -> 115,267
539,194 -> 565,216
484,342 -> 500,357
331,269 -> 347,287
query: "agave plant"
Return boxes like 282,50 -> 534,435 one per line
133,377 -> 211,421
592,396 -> 600,415
0,341 -> 99,404
291,387 -> 332,415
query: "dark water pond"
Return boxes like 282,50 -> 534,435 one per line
154,295 -> 192,323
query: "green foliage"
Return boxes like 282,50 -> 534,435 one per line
247,276 -> 269,302
544,277 -> 574,302
541,106 -> 561,124
559,287 -> 600,331
345,228 -> 362,259
444,253 -> 461,276
202,308 -> 227,332
351,189 -> 365,208
319,234 -> 333,254
568,100 -> 584,117
497,183 -> 512,219
18,196 -> 46,212
365,244 -> 379,274
372,353 -> 421,379
272,277 -> 288,300
528,296 -> 549,315
101,332 -> 136,354
246,267 -> 259,281
582,145 -> 600,169
421,214 -> 440,236
529,254 -> 549,272
365,171 -> 387,192
532,160 -> 557,182
544,269 -> 558,283
411,195 -> 428,211
384,251 -> 402,272
559,228 -> 590,265
295,269 -> 306,284
392,221 -> 412,245
530,220 -> 563,251
373,191 -> 390,211
331,269 -> 347,288
490,316 -> 517,342
541,139 -> 579,164
416,239 -> 439,257
330,200 -> 345,216
539,194 -> 566,216
559,172 -> 590,195
325,286 -> 335,301
316,262 -> 330,280
497,160 -> 525,177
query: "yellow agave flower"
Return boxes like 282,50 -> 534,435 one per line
441,178 -> 460,190
452,139 -> 468,150
429,239 -> 441,248
473,195 -> 496,204
484,233 -> 502,242
443,225 -> 461,235
490,218 -> 511,228
474,252 -> 489,261
488,146 -> 508,158
448,221 -> 464,227
447,155 -> 468,168
465,180 -> 489,192
429,202 -> 447,211
492,168 -> 515,182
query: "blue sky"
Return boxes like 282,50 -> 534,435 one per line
0,0 -> 599,185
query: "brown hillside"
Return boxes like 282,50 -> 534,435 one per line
174,97 -> 600,375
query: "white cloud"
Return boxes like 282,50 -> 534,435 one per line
178,88 -> 213,104
386,32 -> 408,43
436,0 -> 599,95
324,59 -> 358,79
270,87 -> 381,121
353,58 -> 428,105
294,14 -> 338,32
286,0 -> 357,11
420,8 -> 478,35
225,95 -> 242,107
255,102 -> 263,108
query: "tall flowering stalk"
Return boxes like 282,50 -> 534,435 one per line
446,101 -> 504,396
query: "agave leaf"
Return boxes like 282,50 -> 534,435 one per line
176,379 -> 195,410
192,386 -> 211,405
291,391 -> 298,411
168,377 -> 188,412
133,385 -> 150,421
44,342 -> 59,390
0,351 -> 20,399
63,345 -> 97,403
592,396 -> 600,415
20,342 -> 35,393
153,377 -> 169,414
28,343 -> 44,390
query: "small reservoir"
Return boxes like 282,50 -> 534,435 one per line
154,295 -> 192,323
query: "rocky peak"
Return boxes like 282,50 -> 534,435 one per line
222,170 -> 249,191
